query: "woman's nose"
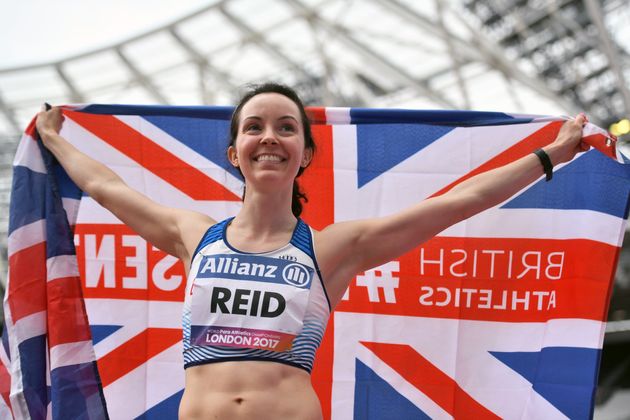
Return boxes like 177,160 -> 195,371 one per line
260,127 -> 278,144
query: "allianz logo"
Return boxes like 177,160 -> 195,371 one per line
282,264 -> 310,287
200,256 -> 277,278
199,256 -> 311,287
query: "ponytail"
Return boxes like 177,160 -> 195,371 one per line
291,179 -> 308,218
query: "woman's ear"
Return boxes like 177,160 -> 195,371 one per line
301,148 -> 313,168
227,146 -> 239,167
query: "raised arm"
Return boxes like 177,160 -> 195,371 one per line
317,115 -> 588,305
35,106 -> 214,265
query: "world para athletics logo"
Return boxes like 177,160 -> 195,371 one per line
282,263 -> 313,288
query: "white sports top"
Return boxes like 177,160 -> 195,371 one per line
182,218 -> 331,373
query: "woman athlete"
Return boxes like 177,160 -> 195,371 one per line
36,83 -> 588,419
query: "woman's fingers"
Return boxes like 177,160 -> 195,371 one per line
574,114 -> 591,152
576,113 -> 588,126
36,105 -> 64,137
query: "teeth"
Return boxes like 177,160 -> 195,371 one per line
256,154 -> 283,162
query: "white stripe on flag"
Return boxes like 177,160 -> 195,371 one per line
442,207 -> 626,247
325,107 -> 351,125
0,398 -> 12,420
49,341 -> 95,370
7,220 -> 45,257
13,134 -> 46,174
62,197 -> 81,226
75,196 -> 241,225
47,255 -> 79,281
12,311 -> 47,342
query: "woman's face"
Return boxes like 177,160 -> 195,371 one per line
228,93 -> 312,189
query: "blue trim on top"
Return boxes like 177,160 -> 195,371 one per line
221,217 -> 257,255
190,220 -> 229,263
290,221 -> 332,311
349,108 -> 531,126
221,217 -> 302,255
78,104 -> 234,120
290,220 -> 314,257
184,356 -> 311,373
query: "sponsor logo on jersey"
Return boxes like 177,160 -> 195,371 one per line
196,254 -> 314,287
282,263 -> 311,287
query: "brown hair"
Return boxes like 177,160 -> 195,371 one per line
229,83 -> 316,217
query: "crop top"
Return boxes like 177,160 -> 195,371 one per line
182,217 -> 331,373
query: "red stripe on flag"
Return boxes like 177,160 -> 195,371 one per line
431,121 -> 563,197
361,342 -> 501,419
0,362 -> 13,417
25,117 -> 37,138
306,107 -> 327,125
303,121 -> 336,418
64,110 -> 240,202
8,242 -> 47,322
97,328 -> 181,387
301,124 -> 335,230
47,276 -> 93,347
583,133 -> 616,160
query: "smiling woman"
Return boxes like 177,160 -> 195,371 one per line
34,82 -> 588,419
227,83 -> 316,217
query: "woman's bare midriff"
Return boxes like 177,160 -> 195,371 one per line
179,361 -> 323,420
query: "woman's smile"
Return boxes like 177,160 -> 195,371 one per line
253,153 -> 286,162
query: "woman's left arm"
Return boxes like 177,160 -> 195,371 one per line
317,115 -> 588,305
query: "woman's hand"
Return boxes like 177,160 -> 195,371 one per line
35,105 -> 64,142
544,114 -> 589,165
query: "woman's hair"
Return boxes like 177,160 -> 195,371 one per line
229,82 -> 316,217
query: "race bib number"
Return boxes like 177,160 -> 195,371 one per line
190,254 -> 314,352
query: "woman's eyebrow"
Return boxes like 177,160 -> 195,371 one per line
278,115 -> 299,122
242,115 -> 298,122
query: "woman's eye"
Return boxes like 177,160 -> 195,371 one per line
280,124 -> 296,132
245,124 -> 260,132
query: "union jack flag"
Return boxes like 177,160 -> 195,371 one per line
2,104 -> 628,419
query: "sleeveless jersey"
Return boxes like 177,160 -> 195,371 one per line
182,218 -> 331,373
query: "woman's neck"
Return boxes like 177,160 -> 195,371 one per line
232,186 -> 296,236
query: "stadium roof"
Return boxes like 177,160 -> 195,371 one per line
5,0 -> 629,137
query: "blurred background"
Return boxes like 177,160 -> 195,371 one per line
0,0 -> 628,417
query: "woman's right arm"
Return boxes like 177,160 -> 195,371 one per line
36,106 -> 214,264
